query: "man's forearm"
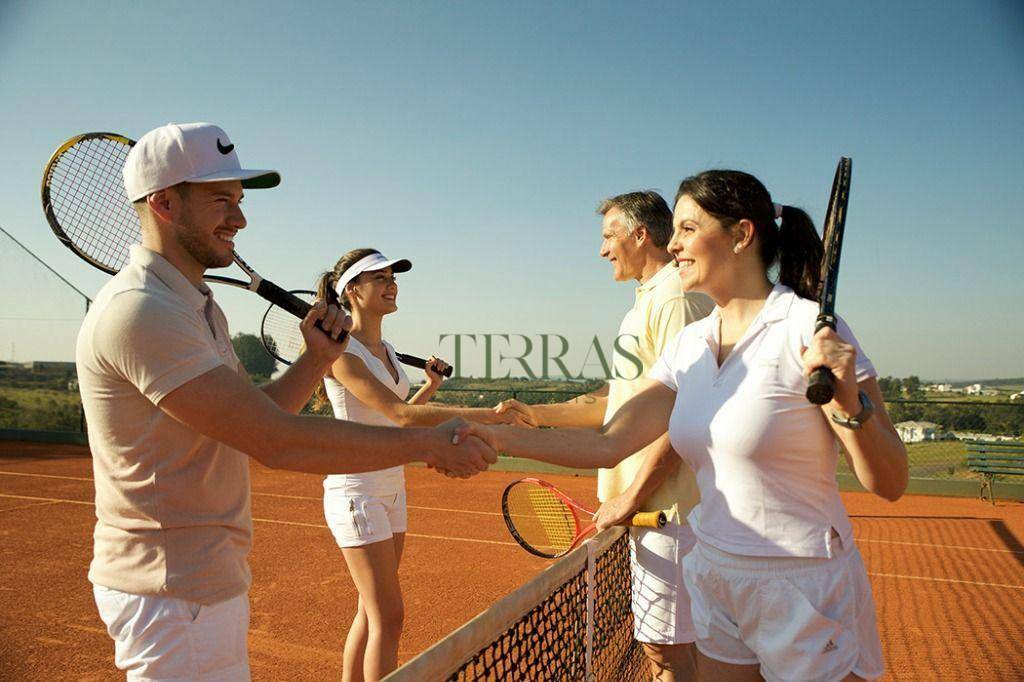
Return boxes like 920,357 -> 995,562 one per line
490,423 -> 629,469
262,414 -> 440,473
532,387 -> 608,428
261,353 -> 331,413
159,364 -> 488,477
621,434 -> 680,508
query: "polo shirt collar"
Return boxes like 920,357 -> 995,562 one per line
637,261 -> 677,295
128,245 -> 211,312
699,281 -> 797,347
763,282 -> 797,323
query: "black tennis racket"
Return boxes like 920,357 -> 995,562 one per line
40,132 -> 346,343
806,157 -> 852,405
260,290 -> 453,376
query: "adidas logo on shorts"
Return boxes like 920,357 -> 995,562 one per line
822,639 -> 838,654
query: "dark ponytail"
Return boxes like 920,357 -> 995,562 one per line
675,170 -> 822,300
776,205 -> 823,301
311,247 -> 381,410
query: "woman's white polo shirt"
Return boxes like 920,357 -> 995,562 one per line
649,284 -> 876,558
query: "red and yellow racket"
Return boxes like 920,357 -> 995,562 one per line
501,477 -> 667,559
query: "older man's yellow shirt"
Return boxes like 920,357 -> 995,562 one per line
597,262 -> 714,516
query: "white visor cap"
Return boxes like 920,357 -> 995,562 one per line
123,122 -> 280,201
335,252 -> 413,297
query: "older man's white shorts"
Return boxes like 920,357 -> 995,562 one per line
324,489 -> 408,548
629,522 -> 698,645
682,538 -> 885,682
92,585 -> 249,681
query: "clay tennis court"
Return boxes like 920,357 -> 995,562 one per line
1,440 -> 1021,680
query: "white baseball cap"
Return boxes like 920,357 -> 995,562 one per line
335,252 -> 413,297
123,122 -> 280,201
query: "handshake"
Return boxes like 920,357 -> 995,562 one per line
427,399 -> 539,479
429,418 -> 500,479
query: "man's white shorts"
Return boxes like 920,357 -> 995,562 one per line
324,488 -> 408,548
629,522 -> 698,645
92,585 -> 250,681
682,538 -> 885,682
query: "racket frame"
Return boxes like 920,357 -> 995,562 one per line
501,477 -> 666,559
40,131 -> 345,343
41,132 -> 136,276
806,157 -> 852,405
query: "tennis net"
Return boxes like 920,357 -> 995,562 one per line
384,527 -> 648,681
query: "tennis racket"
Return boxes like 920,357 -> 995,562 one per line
806,157 -> 852,405
260,290 -> 453,376
501,477 -> 667,559
40,132 -> 346,343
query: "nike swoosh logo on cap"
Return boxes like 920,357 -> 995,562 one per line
217,139 -> 235,155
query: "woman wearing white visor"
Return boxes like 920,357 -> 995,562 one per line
312,248 -> 526,681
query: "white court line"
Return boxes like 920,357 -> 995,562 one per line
0,492 -> 92,506
0,470 -> 92,482
856,537 -> 1024,556
868,572 -> 1024,591
7,491 -> 1019,575
0,491 -> 516,547
0,471 -> 503,517
2,476 -> 1022,556
252,516 -> 517,546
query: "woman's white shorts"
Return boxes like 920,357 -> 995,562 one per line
682,537 -> 884,682
324,488 -> 408,548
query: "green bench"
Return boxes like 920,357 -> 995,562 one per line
965,440 -> 1024,504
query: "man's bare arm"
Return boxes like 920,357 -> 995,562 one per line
494,384 -> 609,429
467,380 -> 675,469
258,300 -> 352,414
259,351 -> 333,413
593,435 -> 680,530
159,365 -> 495,476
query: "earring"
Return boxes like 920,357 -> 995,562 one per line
733,245 -> 742,254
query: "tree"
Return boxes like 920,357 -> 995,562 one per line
232,333 -> 276,381
901,375 -> 923,398
877,376 -> 902,400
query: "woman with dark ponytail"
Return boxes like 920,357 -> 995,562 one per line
460,170 -> 908,681
315,248 -> 528,682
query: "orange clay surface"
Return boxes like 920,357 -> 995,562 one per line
0,441 -> 1021,680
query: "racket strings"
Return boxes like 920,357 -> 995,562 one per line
48,137 -> 139,271
261,300 -> 310,364
505,484 -> 578,554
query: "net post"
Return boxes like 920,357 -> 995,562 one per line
585,537 -> 596,681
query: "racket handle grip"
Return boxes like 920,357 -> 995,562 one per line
806,313 -> 837,404
630,511 -> 667,528
396,353 -> 454,378
257,280 -> 349,344
806,367 -> 836,405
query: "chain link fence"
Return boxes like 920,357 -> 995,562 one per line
3,362 -> 1021,485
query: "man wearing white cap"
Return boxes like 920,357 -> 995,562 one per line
76,122 -> 495,680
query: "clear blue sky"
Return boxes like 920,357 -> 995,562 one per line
1,1 -> 1021,381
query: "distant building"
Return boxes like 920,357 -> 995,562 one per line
927,383 -> 954,393
27,361 -> 77,373
1011,392 -> 1023,402
895,421 -> 942,443
951,432 -> 1019,442
965,383 -> 984,395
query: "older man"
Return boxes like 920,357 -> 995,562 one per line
78,122 -> 494,680
496,191 -> 712,681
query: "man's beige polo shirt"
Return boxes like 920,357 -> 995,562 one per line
597,262 -> 714,516
76,245 -> 252,605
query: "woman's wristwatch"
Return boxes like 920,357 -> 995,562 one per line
830,390 -> 875,430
